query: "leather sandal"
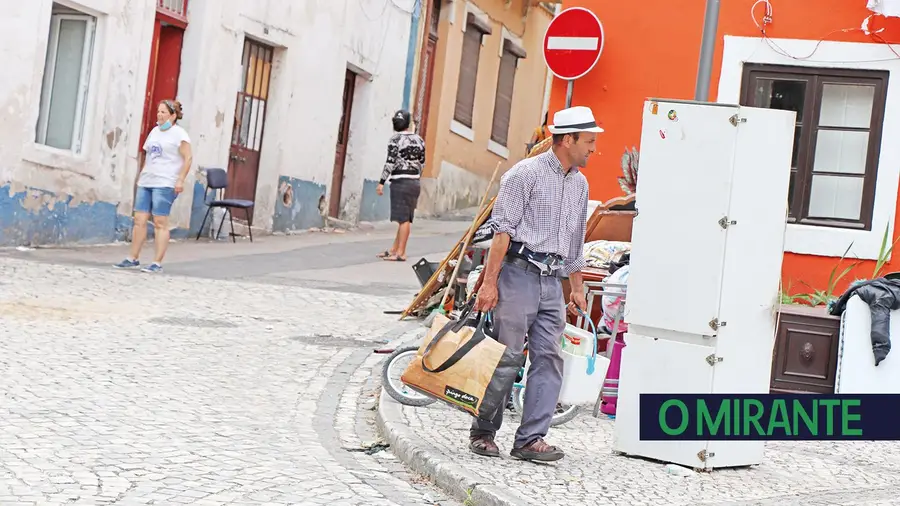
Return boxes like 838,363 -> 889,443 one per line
469,435 -> 500,457
510,438 -> 564,462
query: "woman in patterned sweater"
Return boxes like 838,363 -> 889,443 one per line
376,110 -> 426,262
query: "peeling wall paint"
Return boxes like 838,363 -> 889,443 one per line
1,0 -> 414,247
178,0 -> 414,231
272,176 -> 327,232
0,184 -> 118,246
0,0 -> 155,246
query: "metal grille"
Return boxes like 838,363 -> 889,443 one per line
232,40 -> 273,152
158,0 -> 188,17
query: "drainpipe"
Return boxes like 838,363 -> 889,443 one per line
539,3 -> 561,117
694,0 -> 720,101
402,0 -> 423,111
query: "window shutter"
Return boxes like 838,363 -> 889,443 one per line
490,45 -> 518,146
454,14 -> 490,128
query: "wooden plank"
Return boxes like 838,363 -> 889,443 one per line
400,199 -> 495,319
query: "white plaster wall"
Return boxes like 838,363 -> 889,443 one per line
0,0 -> 154,219
177,0 -> 414,229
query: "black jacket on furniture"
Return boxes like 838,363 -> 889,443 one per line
830,278 -> 900,366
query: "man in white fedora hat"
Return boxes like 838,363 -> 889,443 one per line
471,106 -> 601,462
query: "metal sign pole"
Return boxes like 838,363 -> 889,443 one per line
694,0 -> 721,101
565,80 -> 574,108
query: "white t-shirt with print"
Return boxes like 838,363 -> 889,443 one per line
139,124 -> 191,188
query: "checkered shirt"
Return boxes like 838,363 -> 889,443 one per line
490,150 -> 589,275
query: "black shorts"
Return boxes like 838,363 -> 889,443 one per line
389,179 -> 421,224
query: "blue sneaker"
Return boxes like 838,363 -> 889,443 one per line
114,258 -> 140,269
141,263 -> 163,273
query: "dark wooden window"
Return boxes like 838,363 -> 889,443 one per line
490,39 -> 526,147
454,13 -> 491,128
740,64 -> 888,230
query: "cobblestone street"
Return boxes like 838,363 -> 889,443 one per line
0,226 -> 465,506
379,331 -> 900,506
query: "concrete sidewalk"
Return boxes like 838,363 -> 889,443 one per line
376,334 -> 900,506
0,218 -> 471,298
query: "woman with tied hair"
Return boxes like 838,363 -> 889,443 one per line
376,109 -> 426,262
115,99 -> 192,273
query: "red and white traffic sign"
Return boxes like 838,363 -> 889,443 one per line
542,7 -> 605,81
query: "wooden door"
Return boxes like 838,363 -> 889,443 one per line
331,69 -> 356,218
416,35 -> 437,142
139,20 -> 184,154
227,39 -> 274,203
414,0 -> 440,155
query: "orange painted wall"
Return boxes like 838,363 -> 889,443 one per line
549,0 -> 900,295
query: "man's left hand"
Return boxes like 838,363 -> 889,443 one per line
568,291 -> 587,316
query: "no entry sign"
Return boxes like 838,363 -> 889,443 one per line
543,7 -> 605,81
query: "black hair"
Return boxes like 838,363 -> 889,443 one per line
392,109 -> 411,132
552,132 -> 580,145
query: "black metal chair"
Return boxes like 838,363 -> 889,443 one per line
195,168 -> 254,243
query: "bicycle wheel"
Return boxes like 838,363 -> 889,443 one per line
381,346 -> 436,407
512,384 -> 579,426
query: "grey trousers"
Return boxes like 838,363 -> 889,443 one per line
470,261 -> 566,449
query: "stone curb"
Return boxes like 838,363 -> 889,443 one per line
373,325 -> 538,506
376,391 -> 537,506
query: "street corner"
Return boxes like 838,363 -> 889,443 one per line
375,390 -> 900,506
376,390 -> 539,506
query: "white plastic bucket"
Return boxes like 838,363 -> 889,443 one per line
521,320 -> 610,406
558,321 -> 610,405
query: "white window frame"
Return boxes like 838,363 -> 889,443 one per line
36,12 -> 97,154
717,35 -> 900,261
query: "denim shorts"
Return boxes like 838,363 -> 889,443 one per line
134,186 -> 177,217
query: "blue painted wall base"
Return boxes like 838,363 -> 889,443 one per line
0,184 -> 118,247
0,183 -> 191,247
272,176 -> 326,233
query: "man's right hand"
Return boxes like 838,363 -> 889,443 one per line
474,281 -> 499,312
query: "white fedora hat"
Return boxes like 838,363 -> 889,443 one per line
548,106 -> 604,134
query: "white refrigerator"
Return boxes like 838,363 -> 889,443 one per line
612,99 -> 795,470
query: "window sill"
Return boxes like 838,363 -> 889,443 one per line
21,143 -> 96,180
487,140 -> 509,159
784,222 -> 886,261
450,120 -> 475,142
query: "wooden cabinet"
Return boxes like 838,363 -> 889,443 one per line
770,305 -> 841,394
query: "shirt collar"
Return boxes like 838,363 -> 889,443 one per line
546,149 -> 579,175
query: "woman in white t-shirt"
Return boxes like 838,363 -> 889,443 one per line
114,99 -> 192,273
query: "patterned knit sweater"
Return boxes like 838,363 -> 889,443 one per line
379,132 -> 426,185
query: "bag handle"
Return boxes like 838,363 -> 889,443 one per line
575,308 -> 599,375
421,307 -> 493,374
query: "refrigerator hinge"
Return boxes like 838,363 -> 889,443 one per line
718,216 -> 737,229
705,353 -> 724,366
729,114 -> 746,127
697,449 -> 716,462
708,318 -> 727,331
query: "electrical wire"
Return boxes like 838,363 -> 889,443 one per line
749,0 -> 900,63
